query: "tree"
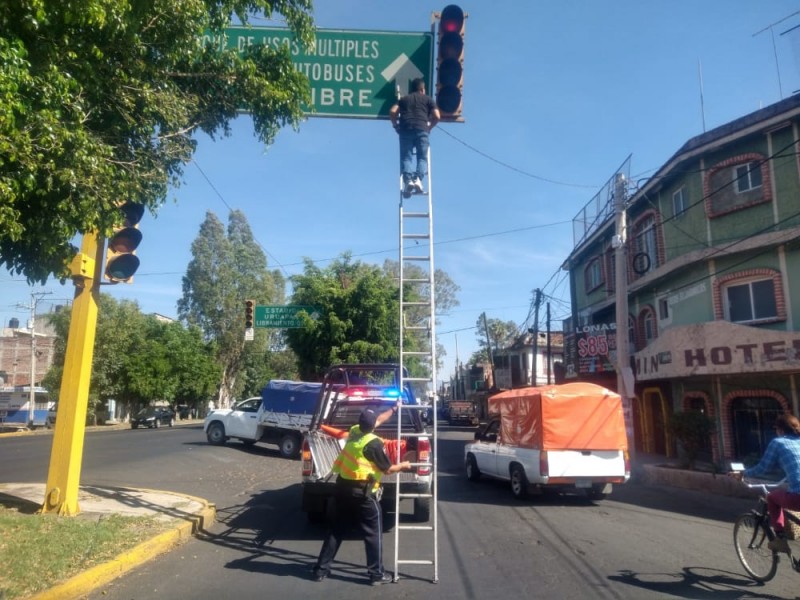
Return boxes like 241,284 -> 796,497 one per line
43,294 -> 219,420
178,209 -> 286,405
471,315 -> 519,364
287,255 -> 400,380
668,411 -> 716,471
0,0 -> 314,283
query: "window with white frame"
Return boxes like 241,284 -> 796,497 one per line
585,258 -> 603,292
633,215 -> 658,273
734,161 -> 763,194
642,310 -> 656,344
723,278 -> 777,323
672,186 -> 688,218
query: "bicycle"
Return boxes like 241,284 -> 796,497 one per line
732,476 -> 800,582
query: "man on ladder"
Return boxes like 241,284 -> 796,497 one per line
389,78 -> 440,198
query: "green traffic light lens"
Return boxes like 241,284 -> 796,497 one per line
437,87 -> 462,113
105,254 -> 140,282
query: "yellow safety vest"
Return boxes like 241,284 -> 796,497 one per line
332,425 -> 383,492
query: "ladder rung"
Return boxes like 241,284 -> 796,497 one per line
397,406 -> 428,412
402,233 -> 430,240
397,557 -> 434,563
399,491 -> 432,498
403,377 -> 432,382
401,278 -> 430,283
403,256 -> 430,261
403,326 -> 429,331
402,351 -> 431,357
402,212 -> 429,218
402,301 -> 430,306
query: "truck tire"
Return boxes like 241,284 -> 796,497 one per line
413,497 -> 431,522
510,464 -> 529,500
206,422 -> 227,446
466,454 -> 481,481
279,433 -> 301,459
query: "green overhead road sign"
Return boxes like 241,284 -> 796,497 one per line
254,305 -> 320,328
202,27 -> 433,119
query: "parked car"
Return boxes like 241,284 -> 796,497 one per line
131,407 -> 175,429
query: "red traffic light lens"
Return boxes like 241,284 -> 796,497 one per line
440,5 -> 464,33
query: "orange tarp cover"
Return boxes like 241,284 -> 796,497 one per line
488,382 -> 627,451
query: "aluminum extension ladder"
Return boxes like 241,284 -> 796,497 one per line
392,147 -> 439,583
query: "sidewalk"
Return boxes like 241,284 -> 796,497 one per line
0,482 -> 215,600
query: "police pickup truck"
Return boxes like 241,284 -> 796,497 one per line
204,380 -> 320,459
301,364 -> 432,522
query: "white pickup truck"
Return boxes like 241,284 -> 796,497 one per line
204,380 -> 320,459
464,382 -> 630,501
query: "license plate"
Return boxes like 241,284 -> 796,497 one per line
575,479 -> 591,488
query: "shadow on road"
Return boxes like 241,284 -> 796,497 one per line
608,566 -> 789,599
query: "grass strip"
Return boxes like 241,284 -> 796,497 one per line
0,502 -> 170,599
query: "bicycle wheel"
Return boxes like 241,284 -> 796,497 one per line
733,512 -> 778,582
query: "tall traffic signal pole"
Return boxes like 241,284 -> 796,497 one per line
41,233 -> 104,515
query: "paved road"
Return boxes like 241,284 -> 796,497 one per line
2,425 -> 799,598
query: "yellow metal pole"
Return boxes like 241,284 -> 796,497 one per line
41,232 -> 103,515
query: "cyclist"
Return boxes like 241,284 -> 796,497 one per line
732,414 -> 800,553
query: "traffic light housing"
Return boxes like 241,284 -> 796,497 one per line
245,300 -> 255,329
104,202 -> 144,283
436,4 -> 465,122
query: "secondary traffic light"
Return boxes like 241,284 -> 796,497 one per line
245,300 -> 255,329
436,4 -> 465,122
104,202 -> 144,283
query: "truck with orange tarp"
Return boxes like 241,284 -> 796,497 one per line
464,382 -> 630,500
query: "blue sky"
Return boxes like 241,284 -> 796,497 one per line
3,1 -> 800,389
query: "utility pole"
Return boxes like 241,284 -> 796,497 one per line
546,301 -> 552,385
481,312 -> 496,389
613,173 -> 636,458
530,289 -> 542,386
17,292 -> 51,426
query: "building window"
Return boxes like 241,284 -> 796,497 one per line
605,249 -> 616,294
672,187 -> 688,218
734,161 -> 763,194
637,306 -> 657,349
632,214 -> 659,275
724,278 -> 778,323
658,297 -> 669,321
705,154 -> 771,218
584,257 -> 603,292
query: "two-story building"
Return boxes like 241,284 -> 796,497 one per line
563,94 -> 800,465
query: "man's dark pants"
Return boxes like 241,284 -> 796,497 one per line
314,485 -> 384,580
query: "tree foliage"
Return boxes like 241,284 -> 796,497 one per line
43,294 -> 220,418
470,316 -> 519,364
0,0 -> 314,283
178,209 -> 289,404
286,255 -> 400,380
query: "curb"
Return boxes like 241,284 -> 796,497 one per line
28,491 -> 216,600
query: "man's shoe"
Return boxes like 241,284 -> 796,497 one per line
369,574 -> 392,586
311,569 -> 327,582
411,177 -> 424,193
768,536 -> 790,553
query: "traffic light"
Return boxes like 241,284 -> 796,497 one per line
436,4 -> 465,122
104,202 -> 144,283
245,300 -> 254,329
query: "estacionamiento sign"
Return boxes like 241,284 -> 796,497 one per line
201,26 -> 433,119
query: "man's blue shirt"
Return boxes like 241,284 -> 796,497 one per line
744,434 -> 800,493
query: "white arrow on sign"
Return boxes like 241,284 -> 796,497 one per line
381,53 -> 424,96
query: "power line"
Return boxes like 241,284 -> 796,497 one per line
439,128 -> 598,189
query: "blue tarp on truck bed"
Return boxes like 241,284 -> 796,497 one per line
260,380 -> 320,414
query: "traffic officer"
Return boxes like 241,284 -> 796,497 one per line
311,403 -> 411,585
